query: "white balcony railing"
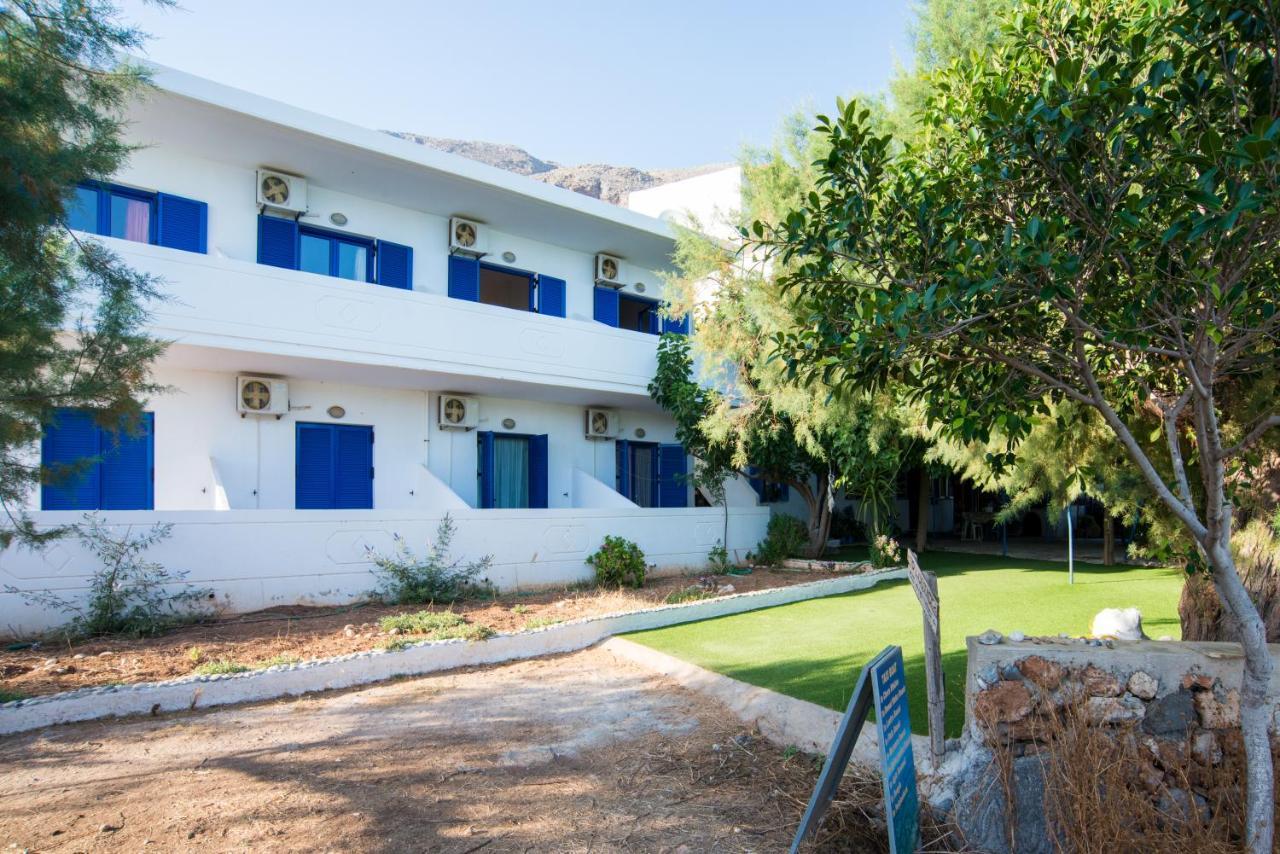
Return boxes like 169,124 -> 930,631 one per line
96,240 -> 662,398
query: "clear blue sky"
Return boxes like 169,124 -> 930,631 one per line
119,1 -> 915,170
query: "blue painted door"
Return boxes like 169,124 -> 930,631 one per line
296,423 -> 374,509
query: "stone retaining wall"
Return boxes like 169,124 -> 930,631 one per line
946,636 -> 1280,853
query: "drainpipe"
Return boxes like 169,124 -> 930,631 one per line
1066,503 -> 1075,585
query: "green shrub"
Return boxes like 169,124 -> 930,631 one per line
366,514 -> 494,604
870,533 -> 903,568
753,514 -> 809,566
5,514 -> 212,638
378,610 -> 493,641
255,654 -> 301,669
586,536 -> 646,588
0,689 -> 29,704
522,616 -> 563,630
707,541 -> 731,572
193,659 -> 249,676
664,585 -> 713,605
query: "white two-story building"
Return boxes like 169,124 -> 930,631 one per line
1,67 -> 769,631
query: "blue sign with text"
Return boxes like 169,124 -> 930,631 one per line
790,645 -> 920,853
871,646 -> 920,854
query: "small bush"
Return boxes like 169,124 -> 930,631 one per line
6,514 -> 212,638
186,646 -> 205,664
511,603 -> 529,615
380,637 -> 414,652
586,536 -> 646,588
193,659 -> 249,676
255,654 -> 301,669
378,610 -> 493,641
0,689 -> 29,703
366,514 -> 494,604
707,541 -> 731,572
870,533 -> 902,568
664,585 -> 713,605
753,514 -> 809,566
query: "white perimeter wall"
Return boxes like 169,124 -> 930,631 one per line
0,505 -> 771,633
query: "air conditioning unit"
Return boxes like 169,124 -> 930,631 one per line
595,254 -> 625,288
584,408 -> 620,439
237,376 -> 290,418
438,394 -> 479,430
449,217 -> 488,257
256,169 -> 308,214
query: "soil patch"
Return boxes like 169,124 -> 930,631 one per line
0,647 -> 895,852
2,568 -> 828,700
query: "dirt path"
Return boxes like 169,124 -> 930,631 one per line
2,568 -> 828,699
0,647 -> 881,853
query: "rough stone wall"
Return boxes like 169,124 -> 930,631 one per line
945,636 -> 1280,853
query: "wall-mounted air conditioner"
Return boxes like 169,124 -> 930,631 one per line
595,253 -> 625,288
449,217 -> 488,257
584,408 -> 619,439
438,394 -> 479,430
256,169 -> 308,214
237,376 -> 290,418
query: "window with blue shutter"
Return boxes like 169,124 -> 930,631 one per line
662,312 -> 691,336
616,440 -> 662,506
746,466 -> 790,504
295,423 -> 373,509
156,193 -> 208,254
41,409 -> 154,510
594,286 -> 620,327
537,275 -> 566,317
614,439 -> 631,500
477,432 -> 547,509
376,240 -> 413,289
67,182 -> 207,255
657,444 -> 688,508
258,214 -> 299,269
448,255 -> 481,301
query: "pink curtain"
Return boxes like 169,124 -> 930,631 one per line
124,198 -> 150,242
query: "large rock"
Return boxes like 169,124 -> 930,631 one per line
1017,656 -> 1066,691
1087,694 -> 1146,725
953,751 -> 1054,854
975,681 -> 1034,724
1142,689 -> 1197,737
1082,664 -> 1123,697
1126,671 -> 1159,700
1194,688 -> 1240,729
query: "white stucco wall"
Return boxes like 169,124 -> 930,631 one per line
0,505 -> 772,633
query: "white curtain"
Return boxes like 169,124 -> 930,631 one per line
494,436 -> 529,508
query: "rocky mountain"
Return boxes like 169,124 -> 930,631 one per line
386,132 -> 724,206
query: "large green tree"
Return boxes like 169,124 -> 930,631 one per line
763,0 -> 1279,846
0,1 -> 168,544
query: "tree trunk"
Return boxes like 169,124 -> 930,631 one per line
1102,516 -> 1115,566
804,474 -> 833,558
1206,540 -> 1275,853
915,467 -> 930,554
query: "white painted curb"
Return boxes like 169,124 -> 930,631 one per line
0,569 -> 905,736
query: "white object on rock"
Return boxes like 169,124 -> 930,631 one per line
1008,631 -> 1027,642
1090,607 -> 1147,640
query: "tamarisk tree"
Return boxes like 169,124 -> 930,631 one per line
763,0 -> 1280,848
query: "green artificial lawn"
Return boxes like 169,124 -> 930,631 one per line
626,551 -> 1183,737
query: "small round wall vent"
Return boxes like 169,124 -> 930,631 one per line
329,213 -> 348,226
634,427 -> 646,438
502,251 -> 517,263
502,417 -> 517,430
327,405 -> 346,419
634,282 -> 646,293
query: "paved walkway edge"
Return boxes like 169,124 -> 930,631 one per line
0,569 -> 905,736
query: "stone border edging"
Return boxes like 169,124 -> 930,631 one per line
0,568 -> 906,736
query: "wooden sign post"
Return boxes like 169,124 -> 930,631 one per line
907,549 -> 945,765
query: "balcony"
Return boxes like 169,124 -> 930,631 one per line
100,240 -> 663,405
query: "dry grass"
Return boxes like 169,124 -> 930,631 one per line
983,700 -> 1266,853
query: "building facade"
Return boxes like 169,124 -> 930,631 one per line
0,67 -> 769,631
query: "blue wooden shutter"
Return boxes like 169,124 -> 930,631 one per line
648,306 -> 662,335
614,439 -> 631,500
156,193 -> 207,254
528,434 -> 549,508
296,423 -> 334,509
99,412 -> 154,510
477,431 -> 496,509
663,313 -> 691,336
258,214 -> 299,269
333,425 -> 374,509
594,286 -> 619,327
448,255 -> 480,301
41,409 -> 101,510
538,275 -> 566,317
658,444 -> 688,508
376,240 -> 413,289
